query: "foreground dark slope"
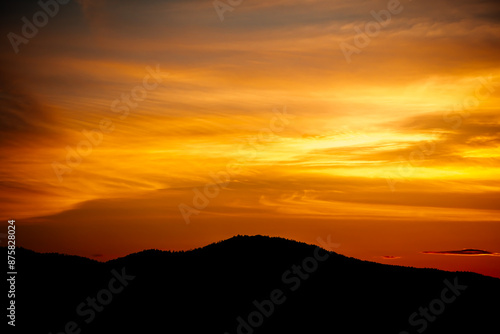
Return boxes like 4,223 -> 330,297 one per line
9,235 -> 500,333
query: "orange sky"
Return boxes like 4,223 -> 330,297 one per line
1,0 -> 499,278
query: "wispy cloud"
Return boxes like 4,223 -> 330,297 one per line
422,249 -> 500,256
1,0 -> 499,278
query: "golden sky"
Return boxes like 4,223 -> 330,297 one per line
1,0 -> 499,277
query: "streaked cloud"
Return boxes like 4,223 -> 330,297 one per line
422,249 -> 500,256
0,0 -> 499,277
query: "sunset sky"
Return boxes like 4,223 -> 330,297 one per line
1,0 -> 499,278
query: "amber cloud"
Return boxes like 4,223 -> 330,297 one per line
0,0 -> 499,278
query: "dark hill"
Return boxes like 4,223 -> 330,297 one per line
5,235 -> 499,333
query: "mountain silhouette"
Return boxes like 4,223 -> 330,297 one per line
6,235 -> 499,333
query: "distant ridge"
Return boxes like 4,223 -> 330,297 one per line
7,235 -> 500,333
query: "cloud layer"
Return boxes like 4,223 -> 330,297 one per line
0,0 -> 499,277
422,249 -> 500,256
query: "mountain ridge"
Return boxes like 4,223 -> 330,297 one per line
6,235 -> 500,333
